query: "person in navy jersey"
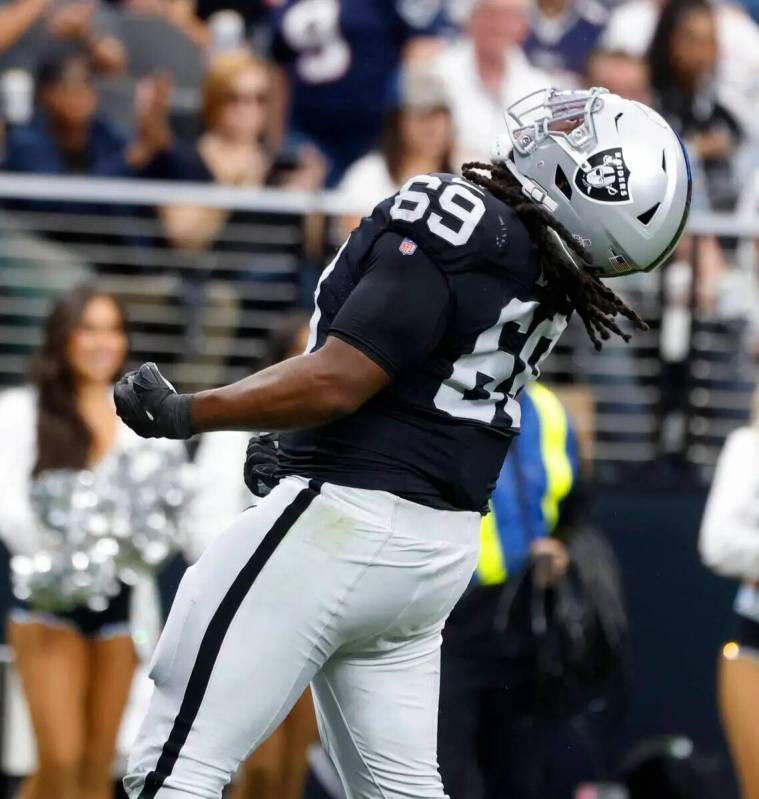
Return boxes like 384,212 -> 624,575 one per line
269,0 -> 448,185
524,0 -> 608,86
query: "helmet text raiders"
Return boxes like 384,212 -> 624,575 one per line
490,87 -> 692,277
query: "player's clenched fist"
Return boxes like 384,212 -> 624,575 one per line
114,362 -> 195,440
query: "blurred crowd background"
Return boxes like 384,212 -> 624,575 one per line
0,0 -> 758,798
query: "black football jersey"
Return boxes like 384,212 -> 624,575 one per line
278,173 -> 570,512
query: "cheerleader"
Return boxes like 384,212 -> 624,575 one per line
700,386 -> 759,799
0,284 -> 173,799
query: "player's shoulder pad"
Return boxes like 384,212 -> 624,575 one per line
373,172 -> 533,274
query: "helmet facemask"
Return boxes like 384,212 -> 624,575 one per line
508,87 -> 608,164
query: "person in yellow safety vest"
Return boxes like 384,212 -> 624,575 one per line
437,381 -> 582,799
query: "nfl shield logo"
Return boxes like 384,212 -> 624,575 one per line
399,237 -> 418,256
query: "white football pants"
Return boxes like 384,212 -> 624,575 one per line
124,475 -> 480,799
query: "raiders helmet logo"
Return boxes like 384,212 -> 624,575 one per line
574,148 -> 632,204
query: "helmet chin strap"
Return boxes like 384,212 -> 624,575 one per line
545,227 -> 587,273
490,134 -> 559,213
489,137 -> 589,273
501,158 -> 559,214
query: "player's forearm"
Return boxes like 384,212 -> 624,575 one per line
191,355 -> 352,432
114,337 -> 391,439
190,338 -> 390,433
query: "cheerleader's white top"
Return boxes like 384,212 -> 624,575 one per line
700,425 -> 759,580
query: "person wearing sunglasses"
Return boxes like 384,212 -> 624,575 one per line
159,50 -> 325,254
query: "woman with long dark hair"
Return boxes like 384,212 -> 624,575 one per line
0,284 -> 159,799
647,0 -> 741,210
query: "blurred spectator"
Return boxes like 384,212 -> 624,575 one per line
584,49 -> 651,103
583,49 -> 714,217
336,66 -> 454,237
647,0 -> 741,211
600,0 -> 663,53
122,0 -> 209,48
269,0 -> 448,186
601,0 -> 759,137
0,42 -> 179,290
195,0 -> 268,41
0,41 -> 173,279
0,284 -> 179,799
0,0 -> 51,55
2,43 -> 171,180
523,0 -> 608,87
159,50 -> 324,252
206,9 -> 246,54
432,0 -> 550,166
0,0 -> 125,75
699,386 -> 759,799
153,52 -> 323,380
584,49 -> 727,209
46,0 -> 126,73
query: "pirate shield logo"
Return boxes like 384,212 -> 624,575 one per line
574,148 -> 632,204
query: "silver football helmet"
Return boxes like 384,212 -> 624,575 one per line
490,87 -> 692,278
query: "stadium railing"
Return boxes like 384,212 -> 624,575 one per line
0,174 -> 755,483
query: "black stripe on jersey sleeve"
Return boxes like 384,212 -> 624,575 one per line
328,231 -> 451,380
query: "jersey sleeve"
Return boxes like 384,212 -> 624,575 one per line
329,231 -> 451,379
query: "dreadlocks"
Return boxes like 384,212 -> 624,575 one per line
462,161 -> 649,350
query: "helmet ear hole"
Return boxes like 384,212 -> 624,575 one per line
554,165 -> 572,200
637,202 -> 660,226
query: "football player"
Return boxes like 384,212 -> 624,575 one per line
115,88 -> 690,799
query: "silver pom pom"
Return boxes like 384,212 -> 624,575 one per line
16,445 -> 194,612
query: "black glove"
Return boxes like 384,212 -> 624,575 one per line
113,362 -> 195,440
243,433 -> 280,497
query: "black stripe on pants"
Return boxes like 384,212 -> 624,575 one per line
137,480 -> 322,798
